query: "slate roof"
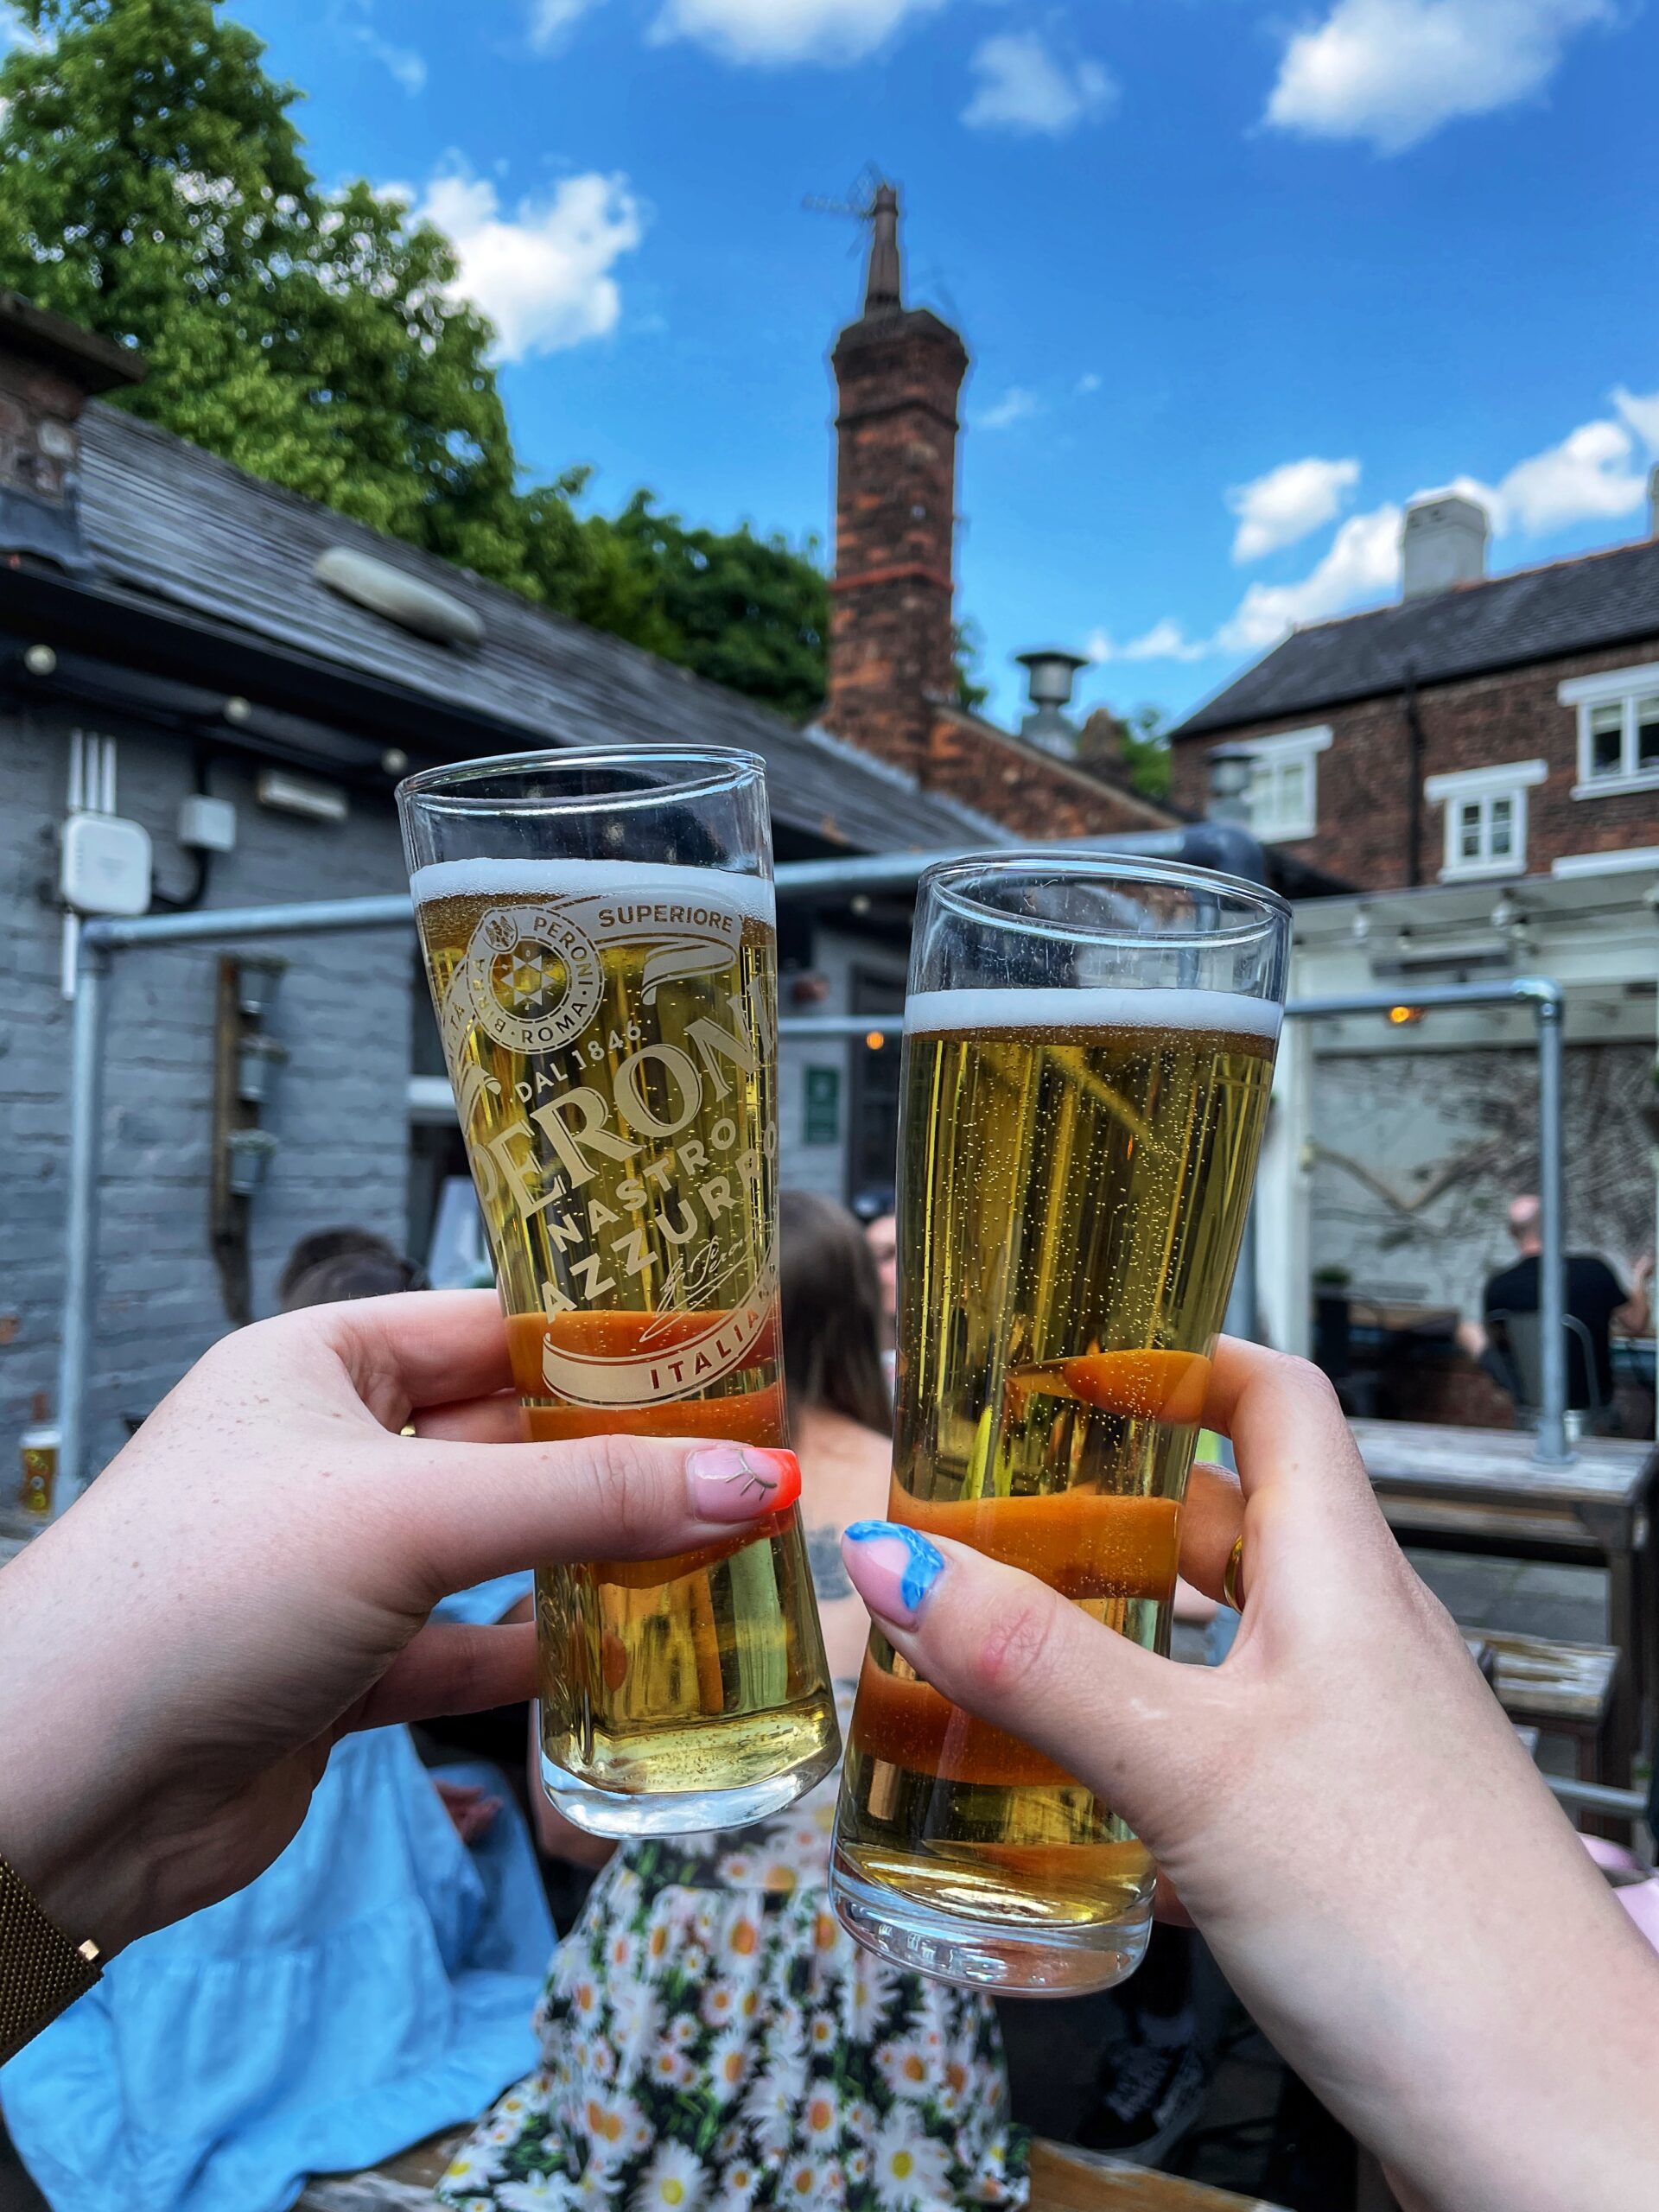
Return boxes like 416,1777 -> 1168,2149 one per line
1173,535 -> 1659,740
67,404 -> 1007,855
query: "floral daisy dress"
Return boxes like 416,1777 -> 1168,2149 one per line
435,1692 -> 1027,2212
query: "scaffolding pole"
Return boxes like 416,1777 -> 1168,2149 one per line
54,837 -> 1573,1501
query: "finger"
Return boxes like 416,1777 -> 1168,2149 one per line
378,1436 -> 804,1604
317,1290 -> 516,1417
841,1526 -> 1215,1844
412,1392 -> 524,1446
1178,1461 -> 1244,1604
1154,1871 -> 1194,1929
346,1621 -> 537,1732
1202,1338 -> 1371,1518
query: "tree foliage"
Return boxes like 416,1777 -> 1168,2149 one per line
1077,702 -> 1172,800
0,0 -> 832,715
0,0 -> 530,581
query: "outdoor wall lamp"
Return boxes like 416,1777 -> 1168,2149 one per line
1205,742 -> 1255,823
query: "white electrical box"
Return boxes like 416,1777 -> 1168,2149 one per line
178,793 -> 238,853
60,811 -> 153,917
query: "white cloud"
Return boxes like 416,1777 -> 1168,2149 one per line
1221,505 -> 1403,648
1088,383 -> 1659,672
962,31 -> 1116,136
1075,372 -> 1102,396
1090,620 -> 1216,664
1266,0 -> 1612,155
530,0 -> 601,51
1228,455 -> 1360,562
977,386 -> 1039,430
417,169 -> 645,359
1422,409 -> 1655,537
649,0 -> 944,65
331,1 -> 426,93
1614,387 -> 1659,452
1492,419 -> 1646,533
364,32 -> 426,92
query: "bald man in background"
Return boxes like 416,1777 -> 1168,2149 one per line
1462,1194 -> 1651,1424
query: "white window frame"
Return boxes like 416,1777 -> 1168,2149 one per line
1558,663 -> 1659,798
1233,725 -> 1332,843
1423,759 -> 1546,882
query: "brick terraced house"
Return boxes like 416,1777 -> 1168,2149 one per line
1183,494 -> 1659,1412
1170,492 -> 1659,890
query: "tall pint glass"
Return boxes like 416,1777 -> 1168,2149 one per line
399,748 -> 838,1836
832,854 -> 1289,1992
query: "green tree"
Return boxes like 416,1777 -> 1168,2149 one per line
1077,702 -> 1172,800
1121,703 -> 1173,801
587,495 -> 829,721
0,0 -> 843,718
0,0 -> 531,582
951,620 -> 991,713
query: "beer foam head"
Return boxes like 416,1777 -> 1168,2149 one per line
409,856 -> 776,925
903,985 -> 1282,1043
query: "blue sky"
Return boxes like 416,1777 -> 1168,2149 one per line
210,3 -> 1659,721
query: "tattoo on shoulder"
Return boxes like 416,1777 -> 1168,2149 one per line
806,1523 -> 853,1603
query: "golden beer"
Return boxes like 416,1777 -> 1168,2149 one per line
835,986 -> 1275,1985
410,852 -> 837,1832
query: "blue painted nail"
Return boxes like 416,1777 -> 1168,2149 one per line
843,1520 -> 945,1622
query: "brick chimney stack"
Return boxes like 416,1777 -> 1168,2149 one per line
824,185 -> 968,778
0,291 -> 144,570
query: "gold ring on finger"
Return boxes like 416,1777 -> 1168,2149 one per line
1223,1533 -> 1246,1612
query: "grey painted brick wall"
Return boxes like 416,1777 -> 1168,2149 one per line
0,710 -> 918,1490
2,711 -> 412,1481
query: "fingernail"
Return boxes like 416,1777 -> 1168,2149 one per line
842,1521 -> 944,1626
686,1445 -> 802,1522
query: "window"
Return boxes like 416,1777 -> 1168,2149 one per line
1423,760 -> 1547,881
1232,726 -> 1332,842
1559,664 -> 1659,796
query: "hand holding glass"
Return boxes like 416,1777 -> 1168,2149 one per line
400,748 -> 838,1836
831,854 -> 1289,1992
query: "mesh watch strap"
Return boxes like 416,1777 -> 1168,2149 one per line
0,1854 -> 101,2063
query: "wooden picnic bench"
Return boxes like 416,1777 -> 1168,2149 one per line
1352,1420 -> 1657,1788
298,2133 -> 1291,2210
1473,1627 -> 1621,1783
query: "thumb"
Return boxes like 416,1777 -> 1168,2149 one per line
370,1433 -> 803,1607
840,1522 -> 1221,1849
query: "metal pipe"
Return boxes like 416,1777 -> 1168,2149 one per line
83,893 -> 414,951
779,1014 -> 905,1039
75,825 -> 1274,949
771,823 -> 1271,899
781,976 -> 1570,1458
1531,986 -> 1571,1466
1543,1774 -> 1644,1820
55,938 -> 108,1508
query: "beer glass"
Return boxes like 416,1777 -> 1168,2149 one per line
399,748 -> 839,1836
831,853 -> 1289,1992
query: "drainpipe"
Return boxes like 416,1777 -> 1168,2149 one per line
1403,668 -> 1426,888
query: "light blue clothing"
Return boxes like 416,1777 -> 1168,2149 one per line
3,1585 -> 550,2212
430,1571 -> 534,1628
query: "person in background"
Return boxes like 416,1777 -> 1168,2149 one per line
1458,1193 -> 1652,1425
860,1200 -> 899,1390
2,1241 -> 547,2212
276,1224 -> 429,1306
435,1192 -> 1025,2212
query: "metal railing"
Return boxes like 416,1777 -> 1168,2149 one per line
54,829 -> 1574,1498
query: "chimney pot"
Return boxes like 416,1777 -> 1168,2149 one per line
0,292 -> 145,572
1648,463 -> 1659,540
1400,493 -> 1488,600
